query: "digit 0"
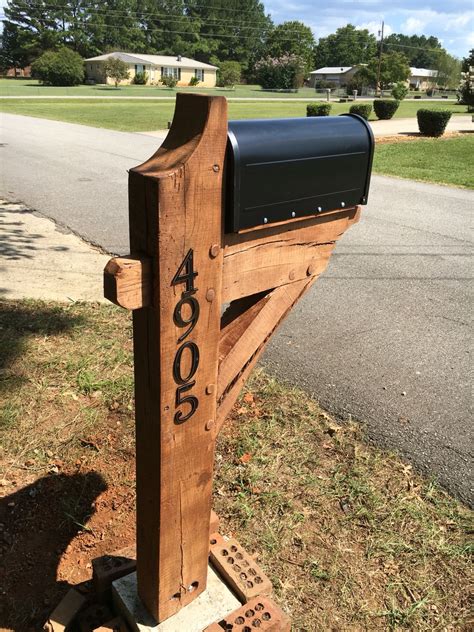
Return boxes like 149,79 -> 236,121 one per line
173,341 -> 200,385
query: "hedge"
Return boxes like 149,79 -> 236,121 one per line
306,103 -> 332,116
417,109 -> 452,137
349,103 -> 372,120
373,99 -> 400,120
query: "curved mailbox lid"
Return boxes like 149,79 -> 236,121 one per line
226,114 -> 374,232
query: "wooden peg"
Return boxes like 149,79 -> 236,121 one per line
103,255 -> 151,310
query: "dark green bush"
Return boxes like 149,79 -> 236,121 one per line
133,71 -> 148,85
349,103 -> 372,120
161,75 -> 177,88
31,47 -> 84,86
189,76 -> 200,86
373,99 -> 400,120
417,109 -> 452,137
306,103 -> 332,116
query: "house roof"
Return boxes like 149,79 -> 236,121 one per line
310,66 -> 354,75
410,67 -> 438,77
85,51 -> 218,70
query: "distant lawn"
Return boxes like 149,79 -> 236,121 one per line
373,135 -> 474,189
0,97 -> 468,132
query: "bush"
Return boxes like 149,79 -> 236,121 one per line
391,82 -> 409,101
417,109 -> 452,137
133,71 -> 148,85
306,103 -> 332,116
189,76 -> 200,86
217,61 -> 241,87
161,75 -> 177,88
254,54 -> 305,90
349,103 -> 372,120
31,47 -> 84,86
373,99 -> 400,120
103,57 -> 130,87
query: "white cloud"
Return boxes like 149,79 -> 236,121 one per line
357,21 -> 394,37
402,17 -> 426,34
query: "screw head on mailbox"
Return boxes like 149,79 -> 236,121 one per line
103,93 -> 372,625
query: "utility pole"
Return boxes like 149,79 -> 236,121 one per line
376,20 -> 384,97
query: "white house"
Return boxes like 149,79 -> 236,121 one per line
409,67 -> 438,90
84,52 -> 218,87
308,66 -> 361,88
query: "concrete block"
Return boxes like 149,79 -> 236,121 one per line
45,588 -> 87,632
112,566 -> 240,632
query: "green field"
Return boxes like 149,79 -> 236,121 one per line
0,78 -> 458,100
373,135 -> 474,188
0,97 -> 468,132
0,79 -> 333,99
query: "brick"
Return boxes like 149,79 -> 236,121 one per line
209,533 -> 272,603
203,596 -> 290,631
45,588 -> 87,632
78,604 -> 113,632
92,553 -> 136,596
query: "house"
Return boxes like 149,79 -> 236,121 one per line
409,67 -> 438,90
308,66 -> 361,88
84,52 -> 218,87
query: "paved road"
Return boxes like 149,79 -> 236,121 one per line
1,114 -> 472,505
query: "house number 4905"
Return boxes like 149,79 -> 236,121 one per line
171,249 -> 200,424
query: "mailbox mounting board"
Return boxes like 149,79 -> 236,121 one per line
225,114 -> 374,232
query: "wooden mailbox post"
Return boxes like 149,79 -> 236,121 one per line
104,93 -> 369,627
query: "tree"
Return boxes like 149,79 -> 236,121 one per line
461,49 -> 474,73
314,24 -> 377,68
31,46 -> 84,85
217,61 -> 241,87
354,51 -> 410,89
103,56 -> 130,87
434,51 -> 461,90
391,82 -> 409,101
384,33 -> 444,69
254,54 -> 305,90
265,21 -> 315,74
185,0 -> 273,71
0,21 -> 33,72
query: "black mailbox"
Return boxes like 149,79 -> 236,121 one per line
225,114 -> 374,232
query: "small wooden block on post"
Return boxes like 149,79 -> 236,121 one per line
103,256 -> 151,310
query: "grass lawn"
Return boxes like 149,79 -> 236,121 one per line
0,299 -> 472,630
0,97 -> 468,132
374,135 -> 474,188
0,78 -> 460,101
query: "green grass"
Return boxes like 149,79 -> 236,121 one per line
374,135 -> 474,188
0,96 -> 468,132
0,78 -> 460,101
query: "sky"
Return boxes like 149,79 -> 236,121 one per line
266,0 -> 474,58
0,0 -> 472,59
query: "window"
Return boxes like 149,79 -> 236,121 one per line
162,67 -> 180,79
135,64 -> 144,74
195,68 -> 204,81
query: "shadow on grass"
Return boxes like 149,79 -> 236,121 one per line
0,301 -> 84,389
0,471 -> 107,630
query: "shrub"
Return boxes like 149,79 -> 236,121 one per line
417,109 -> 452,137
161,75 -> 177,88
373,99 -> 399,120
349,103 -> 372,120
189,76 -> 200,86
217,61 -> 241,87
133,71 -> 148,85
254,54 -> 305,90
391,82 -> 409,101
306,103 -> 332,116
103,57 -> 130,87
31,47 -> 84,86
